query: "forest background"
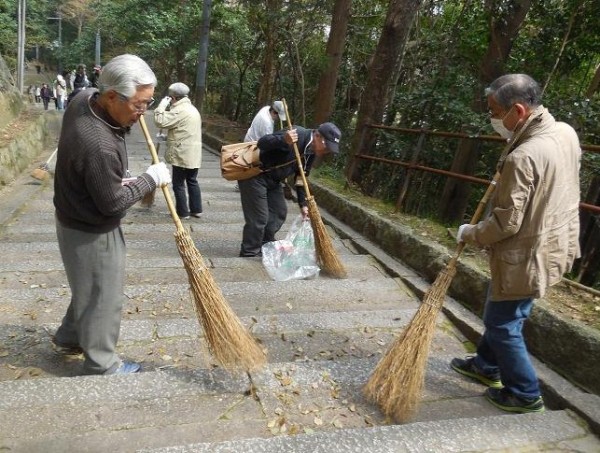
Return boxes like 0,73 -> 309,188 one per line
1,0 -> 599,288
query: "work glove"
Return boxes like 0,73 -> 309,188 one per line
456,224 -> 474,243
145,162 -> 171,187
157,96 -> 171,110
156,132 -> 167,142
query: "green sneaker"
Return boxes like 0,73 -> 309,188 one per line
485,387 -> 545,413
451,357 -> 503,388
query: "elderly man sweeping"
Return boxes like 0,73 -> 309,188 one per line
451,73 -> 581,413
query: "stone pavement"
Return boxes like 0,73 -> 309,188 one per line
0,112 -> 599,452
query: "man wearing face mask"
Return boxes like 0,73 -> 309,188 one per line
451,74 -> 581,413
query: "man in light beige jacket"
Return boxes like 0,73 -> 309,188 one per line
451,74 -> 581,414
154,82 -> 203,219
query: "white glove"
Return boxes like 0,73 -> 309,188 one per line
145,162 -> 171,187
156,132 -> 167,142
157,96 -> 171,110
456,224 -> 474,243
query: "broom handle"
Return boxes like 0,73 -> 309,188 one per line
281,98 -> 312,198
138,115 -> 184,231
46,147 -> 58,165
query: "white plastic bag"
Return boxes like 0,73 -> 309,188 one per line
262,215 -> 320,281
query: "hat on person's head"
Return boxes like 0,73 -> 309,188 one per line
271,101 -> 287,122
317,122 -> 342,154
168,82 -> 190,97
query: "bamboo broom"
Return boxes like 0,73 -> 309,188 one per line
364,112 -> 539,422
140,129 -> 164,208
280,99 -> 347,279
138,115 -> 266,371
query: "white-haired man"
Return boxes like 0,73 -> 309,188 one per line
53,54 -> 171,375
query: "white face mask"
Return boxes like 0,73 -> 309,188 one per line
490,106 -> 515,139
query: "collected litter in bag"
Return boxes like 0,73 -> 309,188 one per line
262,215 -> 320,281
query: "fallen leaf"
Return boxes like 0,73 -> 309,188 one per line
332,419 -> 344,428
314,416 -> 323,426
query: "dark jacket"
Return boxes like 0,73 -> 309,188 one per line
53,89 -> 155,233
257,126 -> 316,207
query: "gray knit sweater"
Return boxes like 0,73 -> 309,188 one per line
53,89 -> 156,233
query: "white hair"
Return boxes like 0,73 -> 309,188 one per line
97,54 -> 157,98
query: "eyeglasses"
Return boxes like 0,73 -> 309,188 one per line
117,94 -> 155,113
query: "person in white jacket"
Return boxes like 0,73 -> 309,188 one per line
244,100 -> 286,141
154,83 -> 203,219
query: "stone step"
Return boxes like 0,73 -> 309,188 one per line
0,352 -> 548,452
1,306 -> 430,379
138,410 -> 597,453
0,277 -> 416,324
0,254 -> 378,290
2,355 -> 597,452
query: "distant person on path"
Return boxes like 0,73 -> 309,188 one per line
52,54 -> 171,375
241,100 -> 288,195
35,85 -> 41,103
451,73 -> 581,413
238,122 -> 341,257
89,65 -> 102,88
40,83 -> 52,110
244,101 -> 286,142
153,82 -> 203,219
55,74 -> 67,110
66,64 -> 90,104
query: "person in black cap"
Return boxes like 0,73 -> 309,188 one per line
238,122 -> 341,257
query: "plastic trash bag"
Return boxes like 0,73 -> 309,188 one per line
262,215 -> 320,281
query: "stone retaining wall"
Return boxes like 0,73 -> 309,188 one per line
0,111 -> 62,186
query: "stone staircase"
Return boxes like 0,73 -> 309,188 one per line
0,114 -> 598,452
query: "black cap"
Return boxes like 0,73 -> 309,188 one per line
317,122 -> 341,153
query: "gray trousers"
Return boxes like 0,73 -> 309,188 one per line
238,174 -> 288,256
55,218 -> 126,374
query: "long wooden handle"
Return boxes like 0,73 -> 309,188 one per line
281,98 -> 312,198
138,115 -> 184,231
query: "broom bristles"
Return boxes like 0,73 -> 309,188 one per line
307,197 -> 347,279
363,265 -> 456,422
174,229 -> 266,371
31,164 -> 50,181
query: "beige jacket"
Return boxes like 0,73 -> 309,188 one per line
154,97 -> 202,169
463,106 -> 581,300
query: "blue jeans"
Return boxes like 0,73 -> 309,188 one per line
473,295 -> 540,399
172,165 -> 202,217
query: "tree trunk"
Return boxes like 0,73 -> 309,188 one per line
438,0 -> 532,223
194,0 -> 212,110
586,63 -> 600,98
314,0 -> 352,124
347,0 -> 424,183
574,175 -> 600,286
256,0 -> 281,107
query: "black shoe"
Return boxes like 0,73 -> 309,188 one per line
239,251 -> 262,258
485,387 -> 545,413
51,336 -> 83,355
191,212 -> 202,218
451,357 -> 502,388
